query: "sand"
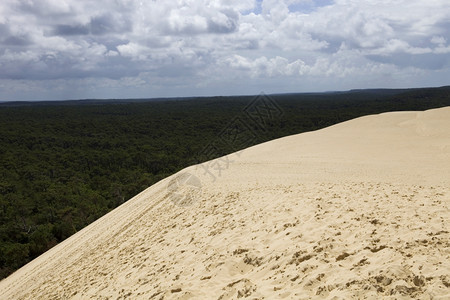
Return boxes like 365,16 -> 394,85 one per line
0,107 -> 449,299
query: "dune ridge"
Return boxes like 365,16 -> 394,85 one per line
0,107 -> 449,299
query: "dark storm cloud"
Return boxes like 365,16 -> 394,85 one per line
0,23 -> 33,47
52,14 -> 132,36
0,53 -> 78,80
0,23 -> 9,36
0,52 -> 143,80
433,20 -> 450,44
53,24 -> 90,36
90,14 -> 132,35
3,35 -> 32,46
157,64 -> 197,77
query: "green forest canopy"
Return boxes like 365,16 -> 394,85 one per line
0,86 -> 449,279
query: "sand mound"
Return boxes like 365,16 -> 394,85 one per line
1,107 -> 449,299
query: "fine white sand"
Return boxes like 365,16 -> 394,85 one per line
1,107 -> 449,299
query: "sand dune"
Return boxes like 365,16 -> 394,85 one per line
1,107 -> 449,299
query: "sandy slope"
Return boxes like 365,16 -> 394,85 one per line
1,107 -> 449,299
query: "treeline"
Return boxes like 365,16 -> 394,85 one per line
0,86 -> 449,279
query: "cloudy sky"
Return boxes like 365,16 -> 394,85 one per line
0,0 -> 449,101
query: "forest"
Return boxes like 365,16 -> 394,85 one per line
0,86 -> 449,279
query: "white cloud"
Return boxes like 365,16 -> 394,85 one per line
0,0 -> 449,100
117,42 -> 147,59
431,36 -> 446,46
223,54 -> 309,77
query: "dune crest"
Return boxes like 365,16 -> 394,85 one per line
1,107 -> 449,299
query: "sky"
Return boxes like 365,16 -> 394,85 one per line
0,0 -> 449,101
